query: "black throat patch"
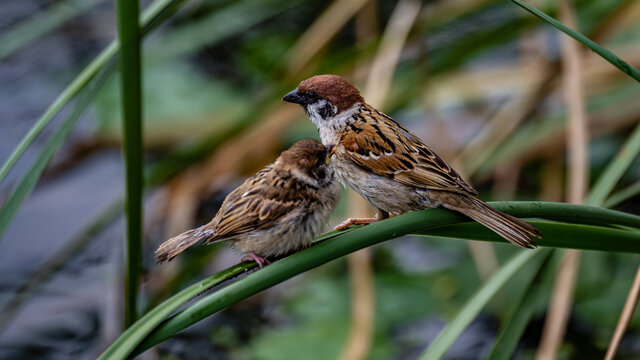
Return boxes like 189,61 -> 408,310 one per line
317,102 -> 335,119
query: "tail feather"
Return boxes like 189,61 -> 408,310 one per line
155,225 -> 215,263
443,196 -> 541,248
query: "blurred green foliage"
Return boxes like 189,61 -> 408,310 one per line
2,0 -> 640,358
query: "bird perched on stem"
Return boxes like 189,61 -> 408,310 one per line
282,75 -> 541,248
155,138 -> 341,268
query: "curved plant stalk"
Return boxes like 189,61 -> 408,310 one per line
418,249 -> 548,360
94,202 -> 640,358
0,0 -> 187,185
415,222 -> 640,253
98,262 -> 255,360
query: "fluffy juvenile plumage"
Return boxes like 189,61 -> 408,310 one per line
155,138 -> 341,267
283,75 -> 541,248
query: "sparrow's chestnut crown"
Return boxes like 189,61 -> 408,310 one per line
283,74 -> 364,112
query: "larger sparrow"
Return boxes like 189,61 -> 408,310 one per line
155,138 -> 341,267
282,75 -> 541,248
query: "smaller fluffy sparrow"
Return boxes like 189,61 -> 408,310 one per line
155,138 -> 341,268
283,75 -> 541,248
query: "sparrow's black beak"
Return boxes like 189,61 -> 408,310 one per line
282,89 -> 304,104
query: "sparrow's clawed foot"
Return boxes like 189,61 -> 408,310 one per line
333,210 -> 403,230
334,217 -> 379,230
242,251 -> 271,269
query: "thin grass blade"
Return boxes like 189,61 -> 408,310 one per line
486,251 -> 561,360
0,0 -> 105,61
604,182 -> 640,208
0,0 -> 186,186
511,0 -> 640,82
587,123 -> 640,206
418,249 -> 543,360
0,61 -> 116,240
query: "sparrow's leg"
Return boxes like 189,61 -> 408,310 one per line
241,251 -> 271,269
333,209 -> 389,230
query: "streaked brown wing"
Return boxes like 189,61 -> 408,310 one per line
207,167 -> 298,242
341,108 -> 478,196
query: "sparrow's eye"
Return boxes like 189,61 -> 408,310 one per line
306,91 -> 319,101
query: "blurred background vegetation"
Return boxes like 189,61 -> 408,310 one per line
0,0 -> 639,359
